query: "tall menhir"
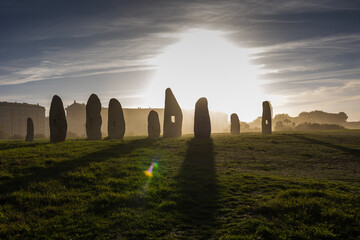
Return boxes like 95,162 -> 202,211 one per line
49,95 -> 67,143
230,113 -> 240,135
25,117 -> 34,142
163,88 -> 183,138
194,97 -> 211,138
262,101 -> 272,134
108,98 -> 125,139
86,94 -> 102,140
148,110 -> 160,139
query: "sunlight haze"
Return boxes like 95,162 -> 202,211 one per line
148,29 -> 266,121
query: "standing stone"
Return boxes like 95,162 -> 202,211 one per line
230,113 -> 240,135
49,95 -> 67,143
194,97 -> 211,138
108,98 -> 125,139
148,110 -> 160,139
86,94 -> 102,140
163,88 -> 183,138
262,101 -> 272,134
25,117 -> 34,142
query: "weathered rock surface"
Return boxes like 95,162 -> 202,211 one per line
86,94 -> 102,140
230,113 -> 240,135
25,117 -> 34,142
163,88 -> 183,138
49,95 -> 67,143
262,101 -> 272,134
108,98 -> 125,139
148,110 -> 160,139
194,97 -> 211,138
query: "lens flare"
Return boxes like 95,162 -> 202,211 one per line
144,162 -> 158,178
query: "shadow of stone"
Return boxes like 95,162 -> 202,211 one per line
290,134 -> 360,156
0,138 -> 156,196
176,138 -> 218,238
0,141 -> 50,151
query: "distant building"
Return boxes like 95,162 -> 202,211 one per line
65,101 -> 228,137
0,102 -> 46,139
65,101 -> 87,137
121,108 -> 164,136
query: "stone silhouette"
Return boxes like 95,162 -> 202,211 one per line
194,97 -> 211,138
163,88 -> 183,138
148,110 -> 160,139
230,113 -> 240,135
262,101 -> 272,134
49,95 -> 67,143
108,98 -> 125,139
25,117 -> 34,142
86,94 -> 102,140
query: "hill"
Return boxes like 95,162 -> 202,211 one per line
0,130 -> 360,239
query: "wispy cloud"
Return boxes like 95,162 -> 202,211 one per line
254,33 -> 360,88
0,0 -> 359,119
262,34 -> 360,51
277,80 -> 360,121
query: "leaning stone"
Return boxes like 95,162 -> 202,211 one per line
262,101 -> 272,134
49,95 -> 67,143
163,88 -> 183,138
86,94 -> 102,140
148,110 -> 160,139
194,97 -> 211,138
108,98 -> 125,139
25,117 -> 34,142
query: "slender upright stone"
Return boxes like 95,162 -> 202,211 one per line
108,98 -> 125,139
230,113 -> 240,135
25,117 -> 34,142
86,94 -> 102,140
49,95 -> 67,143
262,101 -> 272,134
194,97 -> 211,138
163,88 -> 183,138
148,110 -> 160,139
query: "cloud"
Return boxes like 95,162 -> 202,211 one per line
254,33 -> 360,94
1,0 -> 360,119
275,80 -> 360,121
286,80 -> 360,104
262,34 -> 360,51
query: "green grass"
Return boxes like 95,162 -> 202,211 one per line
0,130 -> 359,239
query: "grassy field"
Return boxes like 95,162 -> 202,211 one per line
0,130 -> 359,239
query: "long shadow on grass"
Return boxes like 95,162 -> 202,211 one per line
290,134 -> 360,156
0,139 -> 156,197
0,141 -> 50,151
177,138 -> 218,238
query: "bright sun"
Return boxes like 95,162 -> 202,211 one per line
148,29 -> 265,122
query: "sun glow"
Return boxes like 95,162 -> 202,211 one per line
148,29 -> 265,121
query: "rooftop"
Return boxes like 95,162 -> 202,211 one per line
0,101 -> 45,109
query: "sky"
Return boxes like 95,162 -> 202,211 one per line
0,0 -> 359,121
